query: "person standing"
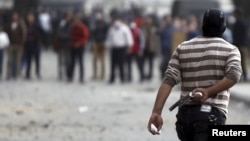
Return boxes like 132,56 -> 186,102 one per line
105,11 -> 133,84
92,13 -> 109,80
186,15 -> 200,41
126,21 -> 145,82
232,8 -> 249,82
6,11 -> 27,80
68,14 -> 89,83
24,12 -> 42,80
148,9 -> 242,141
0,24 -> 10,80
38,8 -> 52,50
55,11 -> 73,81
141,15 -> 159,81
157,15 -> 174,80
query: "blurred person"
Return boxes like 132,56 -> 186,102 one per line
105,11 -> 133,84
126,21 -> 145,82
24,12 -> 42,80
6,11 -> 27,80
157,15 -> 174,80
68,14 -> 89,83
186,15 -> 200,40
172,17 -> 187,51
173,17 -> 185,31
55,11 -> 73,81
0,10 -> 8,29
134,16 -> 143,28
232,8 -> 249,82
38,8 -> 52,50
0,24 -> 10,80
91,13 -> 109,80
141,15 -> 159,81
148,8 -> 242,141
222,27 -> 233,44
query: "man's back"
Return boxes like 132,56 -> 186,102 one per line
165,36 -> 242,114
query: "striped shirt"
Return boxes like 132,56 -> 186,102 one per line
163,37 -> 242,115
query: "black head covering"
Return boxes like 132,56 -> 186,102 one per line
202,8 -> 226,37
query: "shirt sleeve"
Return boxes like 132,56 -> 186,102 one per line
163,47 -> 182,87
104,27 -> 112,48
4,33 -> 10,47
225,46 -> 242,82
20,19 -> 27,44
124,26 -> 134,48
139,29 -> 145,51
80,24 -> 89,45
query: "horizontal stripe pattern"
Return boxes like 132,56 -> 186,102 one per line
164,37 -> 242,114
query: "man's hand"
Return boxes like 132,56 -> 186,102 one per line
138,50 -> 144,57
192,88 -> 209,102
147,113 -> 163,135
147,83 -> 172,135
74,42 -> 81,47
192,77 -> 237,103
127,47 -> 132,54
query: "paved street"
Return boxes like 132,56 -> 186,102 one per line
0,50 -> 250,141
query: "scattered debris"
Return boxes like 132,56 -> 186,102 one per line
43,123 -> 50,129
78,106 -> 89,113
15,110 -> 24,115
19,126 -> 28,131
29,120 -> 37,126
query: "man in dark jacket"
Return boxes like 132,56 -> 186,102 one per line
92,13 -> 109,80
24,12 -> 41,80
56,11 -> 72,81
141,15 -> 160,81
157,15 -> 174,80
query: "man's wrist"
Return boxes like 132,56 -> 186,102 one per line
152,109 -> 162,115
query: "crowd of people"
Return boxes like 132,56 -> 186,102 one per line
0,7 -> 249,83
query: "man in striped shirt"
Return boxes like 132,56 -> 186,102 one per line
148,8 -> 242,141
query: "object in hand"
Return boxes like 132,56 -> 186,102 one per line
150,124 -> 161,134
169,92 -> 203,111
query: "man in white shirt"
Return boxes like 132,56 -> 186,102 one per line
105,11 -> 133,84
38,8 -> 52,50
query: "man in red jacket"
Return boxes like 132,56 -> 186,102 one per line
126,22 -> 145,82
68,14 -> 89,83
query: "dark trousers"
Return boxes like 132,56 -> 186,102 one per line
175,105 -> 226,141
40,30 -> 51,50
25,46 -> 40,79
69,47 -> 85,81
58,47 -> 70,80
109,47 -> 126,83
143,49 -> 155,80
6,45 -> 23,79
126,53 -> 144,82
0,49 -> 3,76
